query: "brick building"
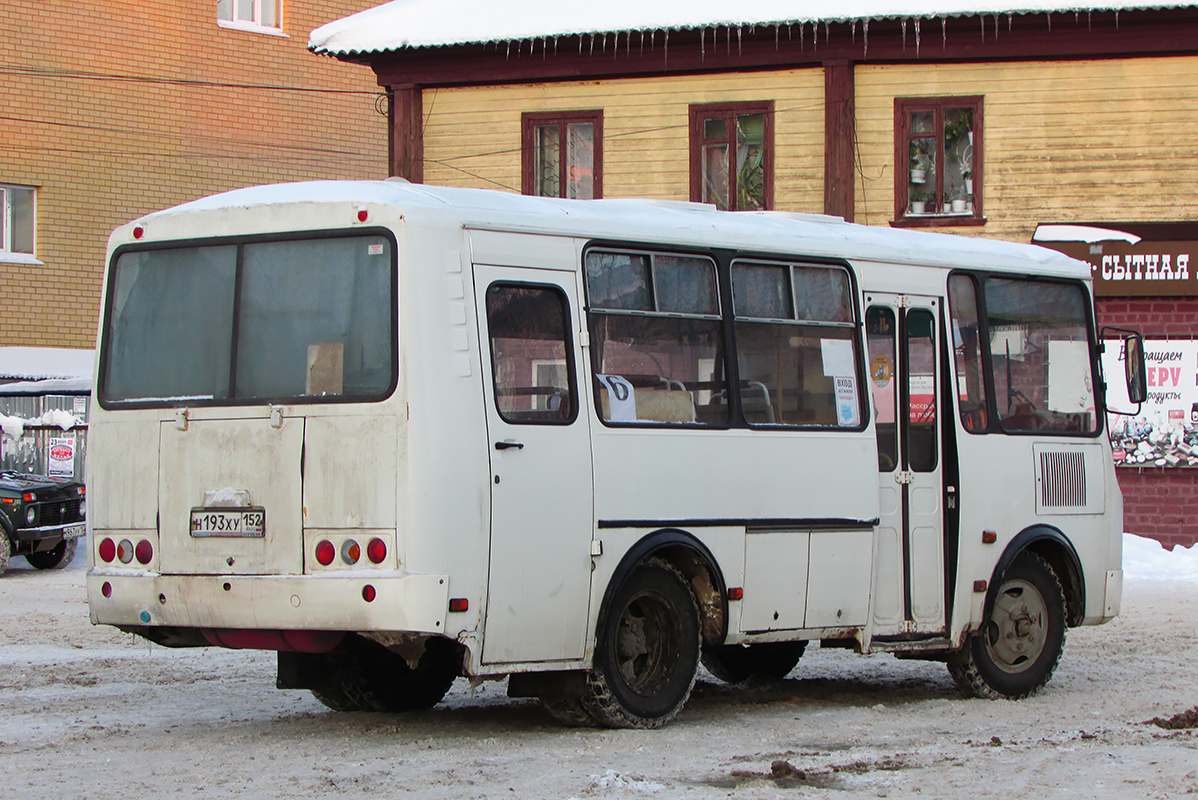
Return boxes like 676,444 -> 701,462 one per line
0,0 -> 388,349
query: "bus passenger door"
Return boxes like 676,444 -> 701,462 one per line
474,266 -> 595,665
865,294 -> 946,636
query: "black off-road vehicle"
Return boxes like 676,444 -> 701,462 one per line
0,471 -> 86,575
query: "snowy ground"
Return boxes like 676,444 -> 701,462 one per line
1,537 -> 1195,799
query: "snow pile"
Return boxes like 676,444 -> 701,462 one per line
587,771 -> 666,794
0,347 -> 93,382
0,409 -> 85,440
310,0 -> 1196,54
1124,533 -> 1198,582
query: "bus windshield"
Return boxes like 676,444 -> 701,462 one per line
100,233 -> 395,406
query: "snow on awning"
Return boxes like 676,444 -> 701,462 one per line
310,0 -> 1197,56
1032,224 -> 1143,244
0,347 -> 94,383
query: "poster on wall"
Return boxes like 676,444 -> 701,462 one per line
47,437 -> 76,476
1103,339 -> 1198,467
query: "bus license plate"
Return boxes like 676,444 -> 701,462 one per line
190,508 -> 266,538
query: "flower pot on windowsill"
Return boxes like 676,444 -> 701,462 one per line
964,178 -> 973,195
952,199 -> 968,213
911,201 -> 927,214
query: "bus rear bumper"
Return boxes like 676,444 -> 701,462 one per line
86,570 -> 450,636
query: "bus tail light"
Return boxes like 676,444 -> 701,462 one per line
366,537 -> 387,564
98,537 -> 115,563
116,539 -> 134,564
315,540 -> 336,566
135,539 -> 153,565
341,539 -> 361,565
362,585 -> 376,602
101,581 -> 112,598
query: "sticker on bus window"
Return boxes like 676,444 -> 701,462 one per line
820,338 -> 855,377
835,376 -> 860,427
597,374 -> 637,422
367,243 -> 385,255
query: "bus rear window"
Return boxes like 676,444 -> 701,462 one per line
101,234 -> 395,406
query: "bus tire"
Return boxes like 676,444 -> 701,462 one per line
26,538 -> 78,570
582,558 -> 700,729
948,552 -> 1066,700
314,638 -> 457,713
701,640 -> 806,683
542,698 -> 598,727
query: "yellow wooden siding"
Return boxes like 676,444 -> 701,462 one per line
855,57 -> 1198,242
422,70 -> 824,210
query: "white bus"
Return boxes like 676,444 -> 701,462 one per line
86,180 -> 1145,728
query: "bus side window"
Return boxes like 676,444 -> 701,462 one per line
485,284 -> 577,424
947,274 -> 989,432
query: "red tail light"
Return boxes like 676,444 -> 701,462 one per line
135,539 -> 153,565
98,538 -> 115,563
315,540 -> 335,566
362,585 -> 376,602
366,537 -> 387,564
101,581 -> 112,598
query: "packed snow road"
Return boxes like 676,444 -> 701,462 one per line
1,548 -> 1195,799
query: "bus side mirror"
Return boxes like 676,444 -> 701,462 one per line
1123,333 -> 1147,405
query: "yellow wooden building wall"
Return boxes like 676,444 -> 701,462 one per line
421,69 -> 825,209
855,56 -> 1198,242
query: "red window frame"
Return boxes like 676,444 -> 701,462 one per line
689,102 -> 774,211
893,96 -> 984,228
521,110 -> 603,199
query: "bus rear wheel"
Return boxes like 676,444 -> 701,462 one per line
701,641 -> 807,683
948,552 -> 1066,700
582,559 -> 700,729
312,637 -> 458,713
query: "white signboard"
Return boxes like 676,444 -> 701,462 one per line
1103,339 -> 1198,467
48,436 -> 76,476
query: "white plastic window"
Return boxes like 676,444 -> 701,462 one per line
0,184 -> 35,256
217,0 -> 282,33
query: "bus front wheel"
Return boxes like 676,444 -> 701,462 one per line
948,552 -> 1066,700
583,558 -> 701,729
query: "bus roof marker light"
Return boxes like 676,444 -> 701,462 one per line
356,207 -> 368,223
133,225 -> 144,239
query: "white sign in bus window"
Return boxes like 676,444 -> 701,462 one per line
1047,340 -> 1096,414
835,375 -> 860,427
597,374 -> 637,422
820,338 -> 855,377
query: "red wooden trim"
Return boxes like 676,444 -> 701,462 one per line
358,11 -> 1198,90
823,61 -> 855,221
520,110 -> 604,198
688,101 -> 774,210
389,85 -> 423,182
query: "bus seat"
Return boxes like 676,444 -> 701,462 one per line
599,388 -> 696,424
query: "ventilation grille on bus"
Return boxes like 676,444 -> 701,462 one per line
1040,451 -> 1087,507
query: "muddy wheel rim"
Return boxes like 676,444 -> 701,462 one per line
984,578 -> 1048,673
614,590 -> 677,697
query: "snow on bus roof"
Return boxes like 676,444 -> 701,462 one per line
137,179 -> 1089,278
310,1 -> 1194,55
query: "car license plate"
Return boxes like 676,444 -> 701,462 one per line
190,508 -> 266,538
62,524 -> 85,539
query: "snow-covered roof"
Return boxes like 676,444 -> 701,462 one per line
310,1 -> 1195,55
1033,224 -> 1143,244
0,348 -> 94,383
131,179 -> 1089,279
